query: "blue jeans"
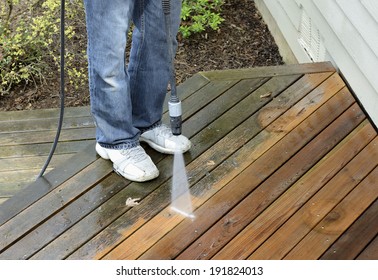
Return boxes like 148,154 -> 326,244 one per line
84,0 -> 182,149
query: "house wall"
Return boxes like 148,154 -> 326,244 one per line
255,0 -> 378,126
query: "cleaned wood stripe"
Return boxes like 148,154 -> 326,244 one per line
320,198 -> 378,260
211,127 -> 374,260
284,167 -> 378,259
242,138 -> 378,260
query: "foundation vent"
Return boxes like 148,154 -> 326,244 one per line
298,8 -> 326,62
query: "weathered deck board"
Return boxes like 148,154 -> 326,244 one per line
0,62 -> 377,260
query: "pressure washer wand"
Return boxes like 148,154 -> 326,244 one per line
162,0 -> 182,136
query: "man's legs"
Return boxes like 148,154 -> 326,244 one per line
84,0 -> 159,182
85,0 -> 184,145
84,0 -> 189,181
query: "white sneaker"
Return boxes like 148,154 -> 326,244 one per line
96,143 -> 159,182
140,124 -> 191,154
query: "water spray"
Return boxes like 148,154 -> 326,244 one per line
170,149 -> 195,220
162,0 -> 194,219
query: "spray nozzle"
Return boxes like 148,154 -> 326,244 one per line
169,99 -> 182,136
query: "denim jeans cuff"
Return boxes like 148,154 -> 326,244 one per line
98,140 -> 139,150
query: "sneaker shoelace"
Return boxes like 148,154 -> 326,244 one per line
120,146 -> 147,162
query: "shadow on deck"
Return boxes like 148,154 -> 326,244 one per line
0,62 -> 377,260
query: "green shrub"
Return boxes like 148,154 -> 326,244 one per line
0,0 -> 224,95
180,0 -> 225,38
1,0 -> 50,94
0,0 -> 87,95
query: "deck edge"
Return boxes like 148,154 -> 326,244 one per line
199,62 -> 335,81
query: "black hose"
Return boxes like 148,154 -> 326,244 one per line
37,0 -> 65,178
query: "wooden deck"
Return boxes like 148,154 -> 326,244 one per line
0,62 -> 377,260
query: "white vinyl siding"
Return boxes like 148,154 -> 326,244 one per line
256,0 -> 378,126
